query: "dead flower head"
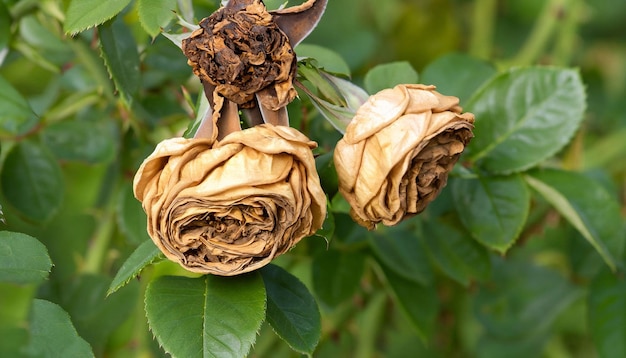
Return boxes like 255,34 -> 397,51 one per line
182,0 -> 297,110
133,124 -> 327,276
334,84 -> 475,229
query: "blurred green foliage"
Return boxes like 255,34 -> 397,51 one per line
1,0 -> 626,357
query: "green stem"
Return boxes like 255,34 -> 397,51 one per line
551,0 -> 582,66
82,209 -> 116,274
509,0 -> 566,66
469,0 -> 497,59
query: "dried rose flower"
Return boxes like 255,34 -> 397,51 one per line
182,0 -> 297,110
334,84 -> 475,229
133,124 -> 327,276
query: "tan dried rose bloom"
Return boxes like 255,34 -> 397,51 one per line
182,0 -> 297,110
334,84 -> 475,229
133,124 -> 327,276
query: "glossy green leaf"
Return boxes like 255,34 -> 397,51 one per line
24,299 -> 94,357
137,0 -> 177,37
145,274 -> 266,358
589,269 -> 626,358
61,275 -> 139,354
525,169 -> 623,271
422,220 -> 491,286
466,67 -> 586,174
295,44 -> 351,76
475,260 -> 580,338
261,264 -> 321,355
369,227 -> 433,285
312,249 -> 365,307
0,141 -> 64,222
421,53 -> 496,103
0,231 -> 52,285
41,119 -> 116,164
107,240 -> 161,296
363,61 -> 418,94
452,174 -> 530,253
0,75 -> 39,136
64,0 -> 132,34
116,183 -> 151,245
99,18 -> 140,106
380,264 -> 438,342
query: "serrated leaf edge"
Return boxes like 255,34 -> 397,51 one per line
466,67 -> 586,175
524,174 -> 616,271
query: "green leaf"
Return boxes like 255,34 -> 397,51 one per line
107,240 -> 161,296
380,263 -> 438,342
452,174 -> 530,253
475,259 -> 580,339
145,274 -> 266,358
476,328 -> 549,358
61,274 -> 139,354
466,67 -> 586,174
137,0 -> 177,37
589,268 -> 626,358
41,119 -> 116,164
24,299 -> 94,357
99,18 -> 140,106
421,52 -> 496,104
0,141 -> 64,222
261,264 -> 321,355
64,0 -> 132,35
422,220 -> 491,286
525,169 -> 623,271
184,89 -> 211,138
315,151 -> 339,198
0,231 -> 52,285
0,75 -> 39,136
0,3 -> 10,53
363,61 -> 418,94
312,249 -> 365,307
116,183 -> 151,245
295,44 -> 351,76
369,227 -> 433,285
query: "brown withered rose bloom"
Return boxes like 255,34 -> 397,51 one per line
133,124 -> 327,276
182,0 -> 297,110
334,84 -> 475,229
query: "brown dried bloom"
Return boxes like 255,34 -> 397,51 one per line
334,84 -> 474,229
133,124 -> 327,276
182,0 -> 297,110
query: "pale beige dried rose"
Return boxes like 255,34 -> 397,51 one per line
133,124 -> 327,276
334,84 -> 475,229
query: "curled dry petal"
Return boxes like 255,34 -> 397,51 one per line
182,0 -> 297,110
133,124 -> 327,276
334,84 -> 475,229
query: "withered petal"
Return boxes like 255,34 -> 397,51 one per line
134,124 -> 326,276
334,84 -> 475,229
